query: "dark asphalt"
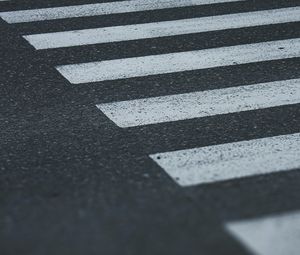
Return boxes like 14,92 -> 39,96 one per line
1,0 -> 300,254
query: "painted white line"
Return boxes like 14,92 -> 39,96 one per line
0,0 -> 243,23
97,79 -> 300,128
149,133 -> 300,186
24,7 -> 300,50
225,211 -> 300,255
56,38 -> 300,84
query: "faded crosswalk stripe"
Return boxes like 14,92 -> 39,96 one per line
23,7 -> 300,49
97,79 -> 300,127
56,38 -> 300,84
225,211 -> 300,255
0,0 -> 243,23
1,1 -> 300,190
1,2 -> 300,253
150,133 -> 300,186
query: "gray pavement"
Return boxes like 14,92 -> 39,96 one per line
0,1 -> 300,254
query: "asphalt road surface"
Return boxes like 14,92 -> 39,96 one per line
1,1 -> 300,255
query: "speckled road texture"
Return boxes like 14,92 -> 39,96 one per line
0,1 -> 300,255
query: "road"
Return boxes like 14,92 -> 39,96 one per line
0,0 -> 300,254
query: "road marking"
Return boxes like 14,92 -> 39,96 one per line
0,0 -> 243,23
149,133 -> 300,186
56,38 -> 300,84
24,7 -> 300,50
225,211 -> 300,255
97,79 -> 300,128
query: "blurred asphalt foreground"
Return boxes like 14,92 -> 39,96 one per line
0,0 -> 300,255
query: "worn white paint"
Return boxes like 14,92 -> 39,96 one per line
24,7 -> 300,49
56,38 -> 300,84
226,211 -> 300,255
97,79 -> 300,127
0,0 -> 243,23
149,133 -> 300,186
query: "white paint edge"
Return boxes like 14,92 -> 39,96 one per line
97,79 -> 300,127
225,211 -> 300,255
0,0 -> 243,23
23,7 -> 300,49
56,38 -> 300,84
149,133 -> 300,186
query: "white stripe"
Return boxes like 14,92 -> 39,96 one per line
97,79 -> 300,128
56,38 -> 300,84
0,0 -> 243,23
225,211 -> 300,255
24,7 -> 300,50
149,133 -> 300,186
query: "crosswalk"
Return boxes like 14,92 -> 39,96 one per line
1,1 -> 300,253
1,0 -> 299,187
